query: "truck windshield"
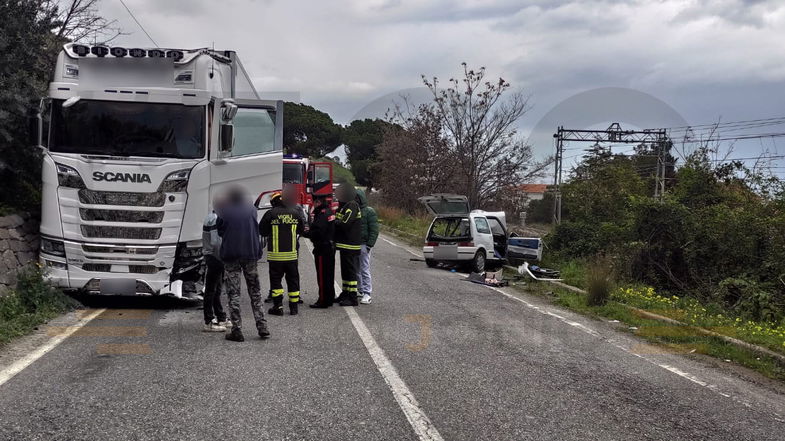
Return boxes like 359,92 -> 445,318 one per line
49,99 -> 205,159
283,163 -> 304,184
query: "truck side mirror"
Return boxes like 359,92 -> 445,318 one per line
306,168 -> 314,193
28,107 -> 42,148
219,124 -> 234,153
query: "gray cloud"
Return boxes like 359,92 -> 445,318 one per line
91,0 -> 785,166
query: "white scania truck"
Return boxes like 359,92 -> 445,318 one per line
33,43 -> 283,297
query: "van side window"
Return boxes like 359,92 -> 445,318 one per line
474,217 -> 491,234
487,218 -> 506,236
231,108 -> 276,157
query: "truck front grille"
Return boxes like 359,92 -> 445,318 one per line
81,225 -> 162,240
82,264 -> 158,274
129,265 -> 159,274
79,190 -> 165,207
82,244 -> 158,255
80,208 -> 164,223
83,263 -> 111,272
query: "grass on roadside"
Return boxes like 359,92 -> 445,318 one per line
375,205 -> 431,248
0,264 -> 79,346
520,282 -> 785,382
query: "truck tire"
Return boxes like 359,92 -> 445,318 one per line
425,259 -> 438,268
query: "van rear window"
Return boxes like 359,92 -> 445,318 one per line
428,218 -> 471,241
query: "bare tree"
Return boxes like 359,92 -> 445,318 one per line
44,0 -> 123,44
377,103 -> 459,212
422,63 -> 547,208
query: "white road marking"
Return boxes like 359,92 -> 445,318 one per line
479,283 -> 765,410
343,304 -> 445,441
381,237 -> 422,258
304,239 -> 443,440
0,308 -> 106,388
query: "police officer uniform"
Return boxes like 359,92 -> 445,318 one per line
259,193 -> 304,316
306,195 -> 336,308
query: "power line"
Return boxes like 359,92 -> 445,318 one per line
118,0 -> 159,47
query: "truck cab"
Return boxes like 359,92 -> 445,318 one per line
420,194 -> 508,273
35,43 -> 283,297
282,154 -> 333,214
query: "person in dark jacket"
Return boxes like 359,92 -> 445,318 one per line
334,183 -> 362,307
216,186 -> 270,341
306,193 -> 335,308
201,194 -> 229,332
259,191 -> 303,316
355,189 -> 379,304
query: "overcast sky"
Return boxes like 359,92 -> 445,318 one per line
95,0 -> 785,162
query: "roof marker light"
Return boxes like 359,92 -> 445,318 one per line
72,44 -> 90,57
148,49 -> 165,58
110,47 -> 127,57
129,48 -> 146,58
90,46 -> 109,57
166,50 -> 184,61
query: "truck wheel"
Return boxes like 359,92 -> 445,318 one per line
425,259 -> 438,268
471,250 -> 486,273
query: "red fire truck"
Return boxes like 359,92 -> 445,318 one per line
255,154 -> 335,215
283,154 -> 335,211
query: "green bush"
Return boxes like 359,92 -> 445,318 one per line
0,265 -> 78,346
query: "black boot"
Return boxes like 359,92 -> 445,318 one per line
225,328 -> 245,342
289,301 -> 299,316
264,290 -> 274,303
257,322 -> 270,339
268,296 -> 284,316
339,293 -> 359,307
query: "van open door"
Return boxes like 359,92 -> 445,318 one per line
418,194 -> 470,215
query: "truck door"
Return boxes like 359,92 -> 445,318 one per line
209,100 -> 283,211
308,162 -> 333,196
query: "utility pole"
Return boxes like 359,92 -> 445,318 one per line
552,124 -> 669,221
552,127 -> 564,225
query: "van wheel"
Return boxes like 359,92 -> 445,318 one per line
425,259 -> 438,268
471,251 -> 486,273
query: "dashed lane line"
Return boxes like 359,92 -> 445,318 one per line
0,308 -> 106,388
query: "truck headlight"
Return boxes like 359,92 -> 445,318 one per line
41,238 -> 66,257
55,163 -> 86,189
159,169 -> 190,193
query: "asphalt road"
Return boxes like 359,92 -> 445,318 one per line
1,233 -> 784,440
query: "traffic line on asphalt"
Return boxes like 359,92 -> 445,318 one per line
305,239 -> 443,441
0,308 -> 106,388
46,326 -> 148,337
339,286 -> 445,441
479,283 -> 760,409
381,237 -> 422,258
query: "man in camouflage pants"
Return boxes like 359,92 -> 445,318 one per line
217,186 -> 270,341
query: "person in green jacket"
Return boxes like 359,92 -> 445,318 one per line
355,188 -> 379,304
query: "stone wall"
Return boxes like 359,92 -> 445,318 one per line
0,213 -> 40,295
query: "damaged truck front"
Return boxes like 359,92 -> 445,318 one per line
34,43 -> 283,298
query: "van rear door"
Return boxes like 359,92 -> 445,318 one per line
418,194 -> 470,216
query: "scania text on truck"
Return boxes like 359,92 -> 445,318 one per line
32,43 -> 283,298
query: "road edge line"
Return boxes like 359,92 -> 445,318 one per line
0,308 -> 106,387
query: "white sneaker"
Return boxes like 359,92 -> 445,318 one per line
360,294 -> 372,305
203,323 -> 226,332
217,320 -> 232,328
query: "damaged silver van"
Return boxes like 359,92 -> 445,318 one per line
420,194 -> 509,272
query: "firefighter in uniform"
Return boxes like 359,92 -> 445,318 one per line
259,192 -> 304,316
334,183 -> 362,307
306,193 -> 335,308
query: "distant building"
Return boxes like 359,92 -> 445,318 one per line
519,184 -> 548,205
